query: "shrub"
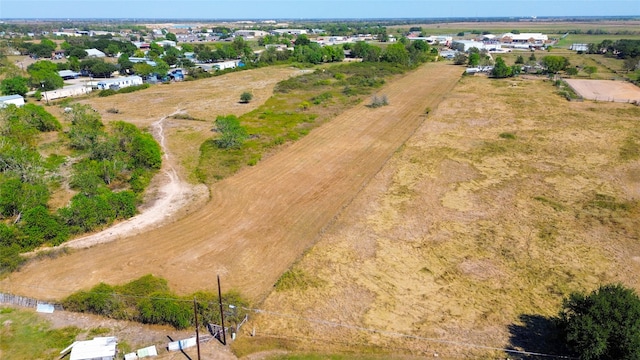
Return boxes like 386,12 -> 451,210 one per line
98,89 -> 117,97
63,283 -> 123,317
369,94 -> 389,108
240,91 -> 253,103
138,292 -> 192,329
214,115 -> 248,149
499,132 -> 517,140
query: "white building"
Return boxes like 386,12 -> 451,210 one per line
273,29 -> 308,35
155,40 -> 176,47
234,30 -> 269,38
42,85 -> 93,101
0,94 -> 25,107
85,48 -> 106,58
60,337 -> 117,360
452,40 -> 488,52
501,33 -> 548,44
94,76 -> 143,90
212,60 -> 241,70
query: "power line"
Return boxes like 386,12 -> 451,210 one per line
0,285 -> 574,359
237,306 -> 575,359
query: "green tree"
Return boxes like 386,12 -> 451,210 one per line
491,57 -> 512,78
294,34 -> 311,46
382,43 -> 409,66
453,52 -> 468,65
584,66 -> 598,77
19,205 -> 68,247
214,115 -> 248,149
19,103 -> 61,132
240,91 -> 253,103
557,284 -> 640,360
165,32 -> 177,42
27,60 -> 64,90
542,55 -> 570,74
468,52 -> 480,67
515,55 -> 525,64
66,104 -> 105,150
0,76 -> 29,97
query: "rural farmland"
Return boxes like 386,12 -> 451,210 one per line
1,62 -> 463,303
2,17 -> 640,359
244,73 -> 640,358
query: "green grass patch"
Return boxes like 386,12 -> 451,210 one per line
534,196 -> 566,211
620,134 -> 640,161
586,193 -> 634,212
499,132 -> 517,140
0,307 -> 80,360
274,269 -> 324,292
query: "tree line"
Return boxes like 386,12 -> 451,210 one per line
0,104 -> 161,273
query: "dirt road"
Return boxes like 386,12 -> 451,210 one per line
1,62 -> 462,302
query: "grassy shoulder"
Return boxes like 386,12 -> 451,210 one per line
0,307 -> 80,360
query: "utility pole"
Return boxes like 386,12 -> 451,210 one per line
217,275 -> 227,345
193,298 -> 201,360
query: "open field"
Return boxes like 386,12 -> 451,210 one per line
565,78 -> 640,102
389,20 -> 640,36
245,75 -> 640,358
0,62 -> 463,304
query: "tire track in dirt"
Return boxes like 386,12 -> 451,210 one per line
1,63 -> 462,302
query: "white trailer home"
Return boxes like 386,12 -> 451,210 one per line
95,76 -> 143,90
0,94 -> 25,107
212,60 -> 241,71
42,85 -> 93,101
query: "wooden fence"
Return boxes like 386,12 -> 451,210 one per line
0,292 -> 63,310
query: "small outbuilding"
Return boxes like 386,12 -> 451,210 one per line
59,70 -> 80,79
85,48 -> 106,58
60,337 -> 118,360
0,94 -> 25,108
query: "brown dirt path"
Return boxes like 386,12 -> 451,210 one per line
1,63 -> 461,302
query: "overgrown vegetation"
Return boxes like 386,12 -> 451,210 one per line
196,61 -> 420,183
554,79 -> 582,101
98,83 -> 150,97
62,274 -> 250,329
0,104 -> 161,273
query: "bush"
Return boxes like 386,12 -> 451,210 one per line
62,275 -> 251,329
98,89 -> 117,97
63,283 -> 123,317
369,94 -> 389,108
240,91 -> 253,103
138,292 -> 192,329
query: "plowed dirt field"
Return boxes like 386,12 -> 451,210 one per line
1,63 -> 462,302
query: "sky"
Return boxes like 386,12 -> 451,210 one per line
1,0 -> 639,20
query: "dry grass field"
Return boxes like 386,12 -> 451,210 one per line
244,75 -> 640,358
0,63 -> 463,305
